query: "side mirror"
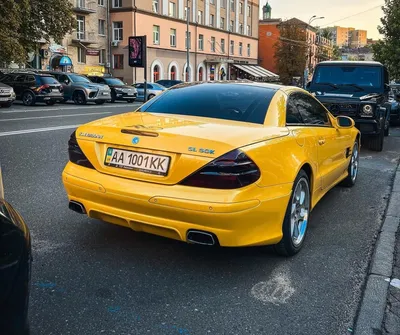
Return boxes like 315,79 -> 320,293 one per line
64,80 -> 70,85
336,116 -> 354,128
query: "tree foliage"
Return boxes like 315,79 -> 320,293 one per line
372,0 -> 400,79
274,22 -> 307,85
0,0 -> 75,66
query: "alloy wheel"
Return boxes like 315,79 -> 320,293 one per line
290,177 -> 310,247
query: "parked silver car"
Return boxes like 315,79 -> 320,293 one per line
132,82 -> 166,101
0,82 -> 16,108
44,72 -> 111,105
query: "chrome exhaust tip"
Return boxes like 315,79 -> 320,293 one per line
69,201 -> 86,214
187,230 -> 217,246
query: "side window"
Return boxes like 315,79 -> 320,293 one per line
14,75 -> 25,82
26,75 -> 35,83
147,84 -> 154,89
135,84 -> 144,89
286,95 -> 304,125
1,74 -> 13,83
293,93 -> 331,126
59,75 -> 69,84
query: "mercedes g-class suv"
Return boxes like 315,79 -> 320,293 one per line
307,61 -> 391,151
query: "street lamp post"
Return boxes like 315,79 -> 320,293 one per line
305,15 -> 325,85
186,0 -> 190,82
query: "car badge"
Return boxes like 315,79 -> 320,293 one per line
132,137 -> 140,144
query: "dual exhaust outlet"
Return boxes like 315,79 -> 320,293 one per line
68,201 -> 218,246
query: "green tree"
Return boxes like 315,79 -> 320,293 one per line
0,0 -> 75,66
372,0 -> 400,79
274,21 -> 307,85
332,45 -> 342,60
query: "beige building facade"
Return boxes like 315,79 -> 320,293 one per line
110,0 -> 260,84
328,26 -> 367,48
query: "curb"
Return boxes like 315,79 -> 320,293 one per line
354,164 -> 400,334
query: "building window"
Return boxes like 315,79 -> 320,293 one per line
98,19 -> 105,35
77,47 -> 86,63
153,25 -> 160,45
210,14 -> 214,27
220,17 -> 225,29
247,43 -> 251,57
221,0 -> 226,8
198,67 -> 203,81
169,2 -> 176,17
210,0 -> 215,4
153,65 -> 160,82
239,42 -> 243,56
211,37 -> 215,52
247,4 -> 251,16
99,49 -> 106,64
221,38 -> 225,53
153,0 -> 159,13
230,0 -> 234,11
185,31 -> 191,49
230,40 -> 234,54
247,25 -> 251,36
77,15 -> 85,39
98,0 -> 104,6
230,20 -> 234,32
185,6 -> 190,20
170,28 -> 176,47
113,0 -> 122,8
170,65 -> 177,80
239,24 -> 243,34
239,2 -> 243,14
114,54 -> 123,69
198,34 -> 204,50
113,22 -> 123,41
198,10 -> 203,24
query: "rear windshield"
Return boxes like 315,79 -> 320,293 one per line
312,65 -> 383,89
40,76 -> 59,85
139,83 -> 276,124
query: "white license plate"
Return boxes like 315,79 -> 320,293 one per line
0,98 -> 9,101
102,92 -> 109,95
104,148 -> 170,176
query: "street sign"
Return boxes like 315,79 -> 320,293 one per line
128,36 -> 147,68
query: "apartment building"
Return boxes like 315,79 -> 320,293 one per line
31,1 -> 110,74
328,26 -> 367,48
110,0 -> 261,83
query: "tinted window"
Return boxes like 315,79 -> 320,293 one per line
286,97 -> 304,125
59,74 -> 69,83
69,74 -> 91,83
139,83 -> 276,124
0,74 -> 13,83
104,78 -> 125,85
147,84 -> 154,89
292,93 -> 330,126
313,65 -> 382,89
15,75 -> 26,82
135,84 -> 144,89
40,76 -> 59,84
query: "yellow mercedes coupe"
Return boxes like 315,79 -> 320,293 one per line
62,82 -> 360,256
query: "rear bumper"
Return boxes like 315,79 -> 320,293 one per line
36,94 -> 63,102
62,162 -> 292,247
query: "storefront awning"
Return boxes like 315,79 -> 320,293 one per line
233,64 -> 279,80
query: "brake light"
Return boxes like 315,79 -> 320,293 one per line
68,131 -> 94,169
34,84 -> 50,92
179,149 -> 260,189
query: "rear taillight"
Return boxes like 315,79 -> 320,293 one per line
179,149 -> 260,189
35,84 -> 50,92
68,131 -> 94,169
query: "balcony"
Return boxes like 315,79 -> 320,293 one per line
71,31 -> 97,44
73,0 -> 96,14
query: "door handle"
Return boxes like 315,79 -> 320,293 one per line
318,138 -> 326,145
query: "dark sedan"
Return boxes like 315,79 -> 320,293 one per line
0,165 -> 32,335
88,76 -> 137,103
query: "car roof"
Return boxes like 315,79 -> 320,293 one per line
317,60 -> 384,67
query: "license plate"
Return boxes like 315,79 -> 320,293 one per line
102,92 -> 109,95
0,98 -> 9,101
104,148 -> 170,176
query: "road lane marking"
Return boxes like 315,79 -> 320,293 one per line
0,103 -> 139,113
0,124 -> 81,137
0,111 -> 111,122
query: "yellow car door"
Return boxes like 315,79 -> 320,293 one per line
292,92 -> 347,190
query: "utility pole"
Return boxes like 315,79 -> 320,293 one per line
186,0 -> 190,82
134,0 -> 137,83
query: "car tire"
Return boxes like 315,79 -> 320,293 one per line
368,128 -> 384,152
22,91 -> 35,106
0,102 -> 13,108
384,122 -> 389,136
148,94 -> 155,100
340,141 -> 359,187
110,91 -> 116,103
45,100 -> 56,106
95,100 -> 105,105
274,170 -> 311,257
73,91 -> 86,105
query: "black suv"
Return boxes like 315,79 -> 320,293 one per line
307,61 -> 391,151
88,76 -> 137,103
0,72 -> 63,106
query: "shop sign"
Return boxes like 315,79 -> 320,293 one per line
86,49 -> 100,56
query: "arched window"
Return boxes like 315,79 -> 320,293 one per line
198,67 -> 203,81
153,65 -> 160,82
210,66 -> 215,81
170,66 -> 176,80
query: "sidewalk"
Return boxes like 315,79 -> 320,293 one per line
382,237 -> 400,334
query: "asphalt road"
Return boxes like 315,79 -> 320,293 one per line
1,101 -> 400,335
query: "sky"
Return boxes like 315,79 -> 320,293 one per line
259,0 -> 384,39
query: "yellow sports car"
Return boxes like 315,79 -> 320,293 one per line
62,82 -> 360,256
